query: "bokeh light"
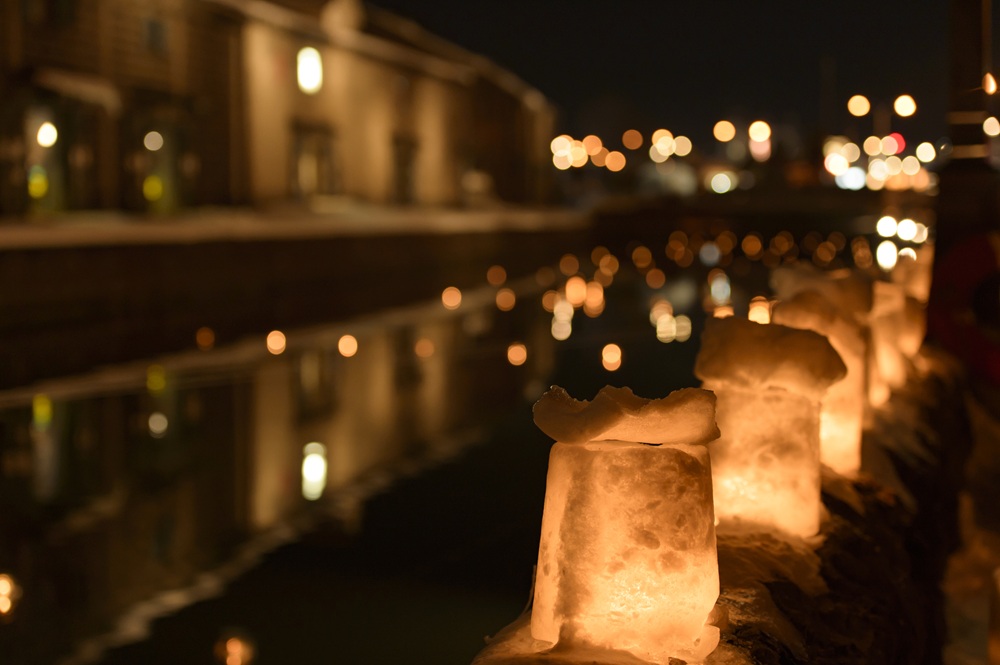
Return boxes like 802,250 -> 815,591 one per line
441,286 -> 462,310
622,129 -> 643,150
847,94 -> 871,116
338,334 -> 358,357
605,151 -> 626,172
144,131 -> 164,151
266,330 -> 286,354
748,121 -> 771,142
507,343 -> 528,366
36,122 -> 58,148
893,94 -> 916,117
713,120 -> 736,142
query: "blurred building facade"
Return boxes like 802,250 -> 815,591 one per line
0,0 -> 556,216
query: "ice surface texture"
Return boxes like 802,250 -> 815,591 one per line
531,441 -> 720,663
694,317 -> 846,402
533,385 -> 720,446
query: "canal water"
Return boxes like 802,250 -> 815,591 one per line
0,214 -> 912,665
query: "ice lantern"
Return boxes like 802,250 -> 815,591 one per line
772,291 -> 866,476
695,317 -> 846,538
531,386 -> 722,663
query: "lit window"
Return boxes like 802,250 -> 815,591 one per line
297,47 -> 323,94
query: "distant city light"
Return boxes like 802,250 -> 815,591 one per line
301,442 -> 327,500
709,172 -> 734,193
590,147 -> 609,167
896,218 -> 918,241
550,135 -> 572,154
142,175 -> 164,202
880,135 -> 900,156
893,94 -> 916,117
915,142 -> 936,162
552,153 -> 572,170
148,412 -> 169,438
559,253 -> 580,276
900,155 -> 921,176
713,120 -> 736,142
622,129 -> 643,150
507,343 -> 527,366
486,265 -> 507,286
337,334 -> 358,357
496,288 -> 516,311
605,150 -> 626,172
748,120 -> 771,142
143,131 -> 164,151
840,142 -> 861,162
673,136 -> 692,156
414,338 -> 435,358
835,167 -> 866,190
601,343 -> 622,372
876,240 -> 899,270
876,215 -> 898,237
824,153 -> 849,176
847,94 -> 871,116
266,330 -> 286,354
574,136 -> 598,158
984,116 -> 1000,137
36,121 -> 58,147
441,286 -> 462,310
863,136 -> 882,156
297,47 -> 323,94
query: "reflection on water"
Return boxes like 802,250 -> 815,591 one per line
0,279 -> 554,664
0,210 -> 931,664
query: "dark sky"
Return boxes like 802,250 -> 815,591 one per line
370,0 -> 956,150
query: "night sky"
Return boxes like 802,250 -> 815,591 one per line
370,0 -> 957,150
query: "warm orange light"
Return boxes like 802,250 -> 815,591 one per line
747,296 -> 770,324
0,597 -> 11,614
713,120 -> 736,142
582,134 -> 603,155
266,331 -> 286,355
741,234 -> 763,256
486,265 -> 507,286
196,326 -> 215,350
441,286 -> 462,310
550,135 -> 572,154
605,151 -> 626,172
542,290 -> 558,312
590,147 -> 609,167
496,288 -> 516,311
632,245 -> 653,269
986,72 -> 998,95
507,342 -> 528,366
415,338 -> 435,358
559,253 -> 580,276
530,386 -> 722,663
893,94 -> 916,117
645,268 -> 666,289
847,94 -> 871,116
338,334 -> 358,357
695,317 -> 846,537
621,129 -> 643,150
565,276 -> 587,306
598,253 -> 620,275
673,135 -> 693,156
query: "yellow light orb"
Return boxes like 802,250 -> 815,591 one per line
984,116 -> 1000,137
605,151 -> 626,172
337,334 -> 358,357
915,142 -> 936,162
893,94 -> 916,117
985,72 -> 998,95
550,134 -> 572,155
441,286 -> 462,310
847,94 -> 871,116
36,121 -> 58,148
673,135 -> 693,156
748,120 -> 771,142
713,120 -> 736,142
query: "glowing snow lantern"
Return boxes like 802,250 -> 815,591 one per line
868,281 -> 910,396
695,317 -> 846,538
772,291 -> 866,476
529,386 -> 722,663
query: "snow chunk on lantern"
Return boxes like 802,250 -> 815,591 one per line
772,291 -> 866,477
531,386 -> 722,663
695,317 -> 846,538
770,265 -> 874,323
